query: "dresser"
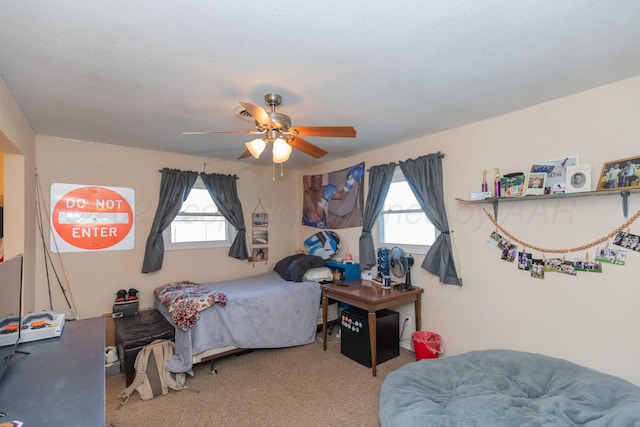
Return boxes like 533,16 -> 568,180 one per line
0,316 -> 105,426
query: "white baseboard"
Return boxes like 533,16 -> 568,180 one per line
400,341 -> 413,351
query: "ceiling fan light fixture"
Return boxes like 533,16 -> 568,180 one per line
246,138 -> 267,159
272,137 -> 292,163
182,93 -> 356,164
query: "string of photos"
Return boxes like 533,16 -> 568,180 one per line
250,199 -> 269,266
483,208 -> 640,279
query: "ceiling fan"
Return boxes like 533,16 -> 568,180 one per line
182,93 -> 357,163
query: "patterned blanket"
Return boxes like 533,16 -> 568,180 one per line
154,281 -> 227,331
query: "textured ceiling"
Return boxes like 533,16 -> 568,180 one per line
1,1 -> 640,169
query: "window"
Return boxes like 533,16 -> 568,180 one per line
378,169 -> 436,253
163,179 -> 233,250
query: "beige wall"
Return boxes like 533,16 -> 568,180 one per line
35,136 -> 301,318
298,75 -> 640,385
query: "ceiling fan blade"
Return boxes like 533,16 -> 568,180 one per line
181,130 -> 260,135
238,149 -> 253,159
289,136 -> 328,159
239,101 -> 274,128
291,126 -> 356,138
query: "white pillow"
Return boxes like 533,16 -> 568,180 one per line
303,267 -> 333,282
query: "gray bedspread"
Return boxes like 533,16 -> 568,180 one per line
379,349 -> 640,426
153,271 -> 321,372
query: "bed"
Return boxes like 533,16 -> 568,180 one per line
153,255 -> 331,373
379,349 -> 640,426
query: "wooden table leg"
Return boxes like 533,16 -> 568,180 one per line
322,294 -> 328,351
414,297 -> 422,331
368,310 -> 377,377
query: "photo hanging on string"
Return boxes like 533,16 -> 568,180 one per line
517,252 -> 532,271
557,260 -> 577,276
486,231 -> 502,249
495,233 -> 511,251
613,231 -> 640,252
542,258 -> 573,274
573,258 -> 602,273
530,259 -> 545,279
500,244 -> 518,262
595,246 -> 627,266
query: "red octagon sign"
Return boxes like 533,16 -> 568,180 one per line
52,186 -> 134,250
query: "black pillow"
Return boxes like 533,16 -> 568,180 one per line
274,254 -> 326,282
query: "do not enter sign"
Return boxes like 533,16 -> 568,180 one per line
51,184 -> 135,252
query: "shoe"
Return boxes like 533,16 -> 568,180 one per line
105,346 -> 118,364
115,289 -> 127,303
127,288 -> 139,302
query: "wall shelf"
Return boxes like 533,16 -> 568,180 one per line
455,189 -> 639,220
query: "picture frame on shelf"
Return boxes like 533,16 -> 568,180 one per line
596,156 -> 640,191
525,172 -> 547,196
530,156 -> 579,194
500,172 -> 525,197
565,164 -> 591,193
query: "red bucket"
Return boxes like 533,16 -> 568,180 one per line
412,331 -> 442,361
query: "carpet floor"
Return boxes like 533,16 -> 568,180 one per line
105,334 -> 415,427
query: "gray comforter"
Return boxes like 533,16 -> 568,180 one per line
379,349 -> 640,426
154,271 -> 321,372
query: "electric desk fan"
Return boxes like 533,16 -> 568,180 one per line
389,246 -> 415,291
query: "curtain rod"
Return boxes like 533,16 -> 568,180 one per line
394,151 -> 445,161
367,151 -> 445,170
157,169 -> 239,179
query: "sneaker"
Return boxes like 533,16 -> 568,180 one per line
105,346 -> 118,364
115,289 -> 127,303
127,288 -> 139,302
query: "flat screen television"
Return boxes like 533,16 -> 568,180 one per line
0,254 -> 27,383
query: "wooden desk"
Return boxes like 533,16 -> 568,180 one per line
321,280 -> 424,376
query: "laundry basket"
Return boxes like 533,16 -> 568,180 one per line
412,331 -> 442,361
